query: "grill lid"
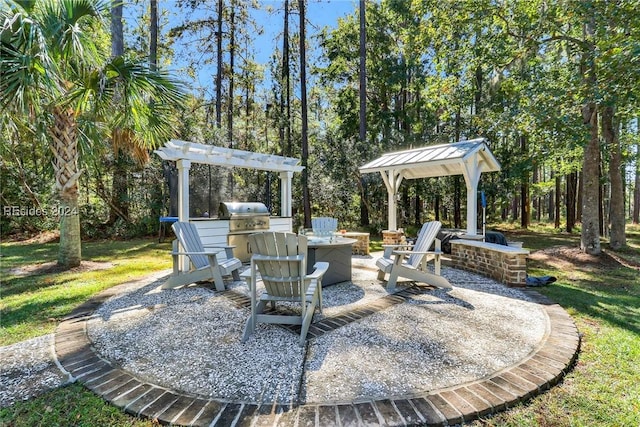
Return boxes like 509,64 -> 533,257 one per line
218,202 -> 269,219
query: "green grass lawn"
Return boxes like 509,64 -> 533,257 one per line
1,226 -> 639,426
1,239 -> 172,346
471,223 -> 640,426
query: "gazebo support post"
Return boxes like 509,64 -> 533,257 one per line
462,153 -> 481,236
380,169 -> 403,231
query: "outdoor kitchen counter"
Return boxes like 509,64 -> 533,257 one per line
190,217 -> 293,263
306,237 -> 357,286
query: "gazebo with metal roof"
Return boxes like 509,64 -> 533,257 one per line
154,139 -> 304,222
359,138 -> 501,236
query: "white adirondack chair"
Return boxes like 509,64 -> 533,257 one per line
376,221 -> 452,291
162,221 -> 242,291
311,217 -> 338,237
242,232 -> 329,346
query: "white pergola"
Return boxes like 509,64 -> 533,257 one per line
154,139 -> 304,221
359,138 -> 501,236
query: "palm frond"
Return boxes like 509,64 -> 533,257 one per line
97,56 -> 187,150
0,5 -> 59,113
38,0 -> 108,68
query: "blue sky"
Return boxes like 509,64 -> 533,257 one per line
256,0 -> 357,64
135,0 -> 358,93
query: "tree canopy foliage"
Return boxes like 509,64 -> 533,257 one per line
1,0 -> 639,256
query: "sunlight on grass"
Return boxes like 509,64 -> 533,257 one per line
0,383 -> 156,426
0,239 -> 172,346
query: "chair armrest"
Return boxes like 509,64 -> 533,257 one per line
392,249 -> 441,256
382,243 -> 413,257
203,244 -> 238,260
306,261 -> 329,280
172,250 -> 222,256
251,254 -> 305,262
203,244 -> 237,249
382,244 -> 414,249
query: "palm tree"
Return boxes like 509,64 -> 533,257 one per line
1,0 -> 185,268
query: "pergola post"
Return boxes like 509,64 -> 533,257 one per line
176,159 -> 191,271
280,171 -> 293,217
177,159 -> 191,222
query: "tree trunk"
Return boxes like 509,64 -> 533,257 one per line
228,3 -> 235,146
299,0 -> 311,228
634,135 -> 640,224
400,187 -> 408,228
108,146 -> 130,224
566,172 -> 577,232
577,171 -> 583,221
454,177 -> 461,228
149,0 -> 163,220
581,104 -> 601,253
51,108 -> 82,268
534,165 -> 540,222
227,3 -> 235,196
579,16 -> 600,254
520,134 -> 530,229
454,109 -> 461,228
359,178 -> 370,226
554,173 -> 561,228
358,0 -> 369,227
603,105 -> 626,249
521,180 -> 529,228
549,170 -> 555,222
274,0 -> 290,214
359,0 -> 366,146
110,1 -> 123,57
282,0 -> 292,157
474,65 -> 482,116
150,0 -> 158,71
108,1 -> 129,225
215,0 -> 223,128
599,161 -> 605,236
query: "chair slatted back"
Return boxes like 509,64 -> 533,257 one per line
172,222 -> 208,269
407,221 -> 442,268
249,232 -> 308,298
311,217 -> 338,237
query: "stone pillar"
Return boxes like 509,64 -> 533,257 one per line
382,230 -> 403,245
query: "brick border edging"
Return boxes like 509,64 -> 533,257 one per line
55,280 -> 580,426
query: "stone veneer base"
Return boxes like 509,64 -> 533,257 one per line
450,240 -> 530,287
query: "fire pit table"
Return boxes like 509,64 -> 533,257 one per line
306,237 -> 357,286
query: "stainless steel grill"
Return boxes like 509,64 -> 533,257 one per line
219,202 -> 270,262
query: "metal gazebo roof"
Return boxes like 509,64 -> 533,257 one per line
359,138 -> 501,235
360,138 -> 500,178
